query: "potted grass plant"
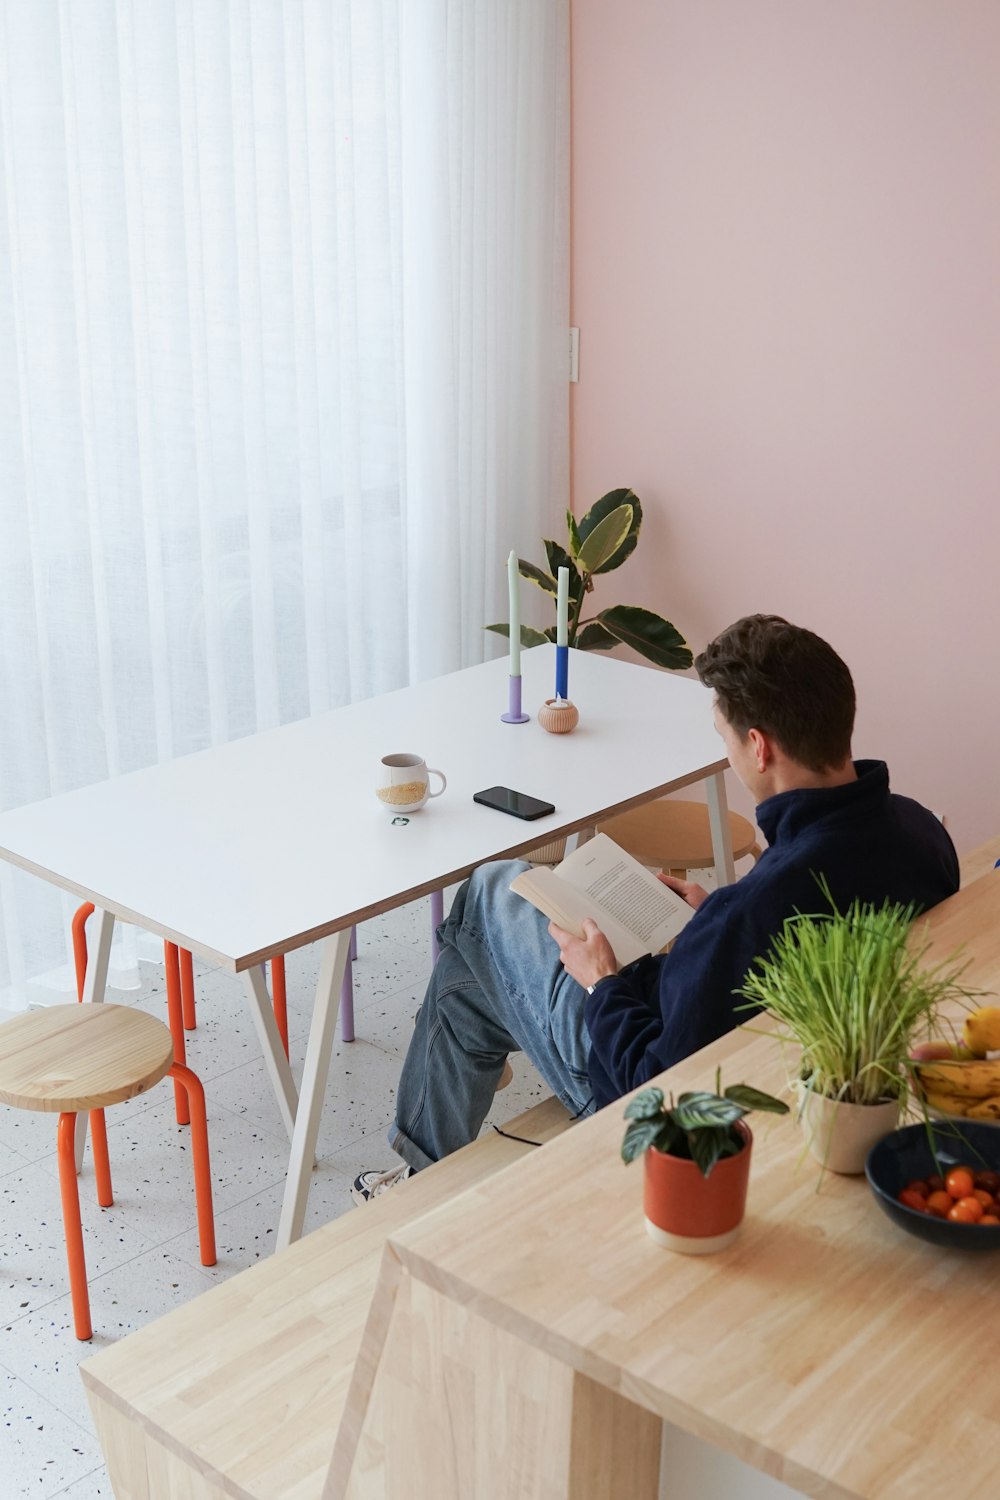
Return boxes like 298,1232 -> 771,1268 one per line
737,885 -> 973,1174
621,1071 -> 788,1253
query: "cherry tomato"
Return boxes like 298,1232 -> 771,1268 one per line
974,1170 -> 1000,1194
898,1188 -> 928,1212
972,1188 -> 995,1208
981,1214 -> 1000,1225
925,1190 -> 954,1217
903,1179 -> 930,1198
926,1174 -> 945,1193
945,1167 -> 976,1200
949,1196 -> 984,1222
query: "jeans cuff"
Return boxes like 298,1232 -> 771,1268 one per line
387,1120 -> 436,1173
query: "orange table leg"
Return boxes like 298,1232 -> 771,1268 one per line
271,955 -> 289,1059
72,902 -> 96,1002
180,947 -> 197,1030
169,1063 -> 216,1266
164,943 -> 191,1126
57,1113 -> 93,1341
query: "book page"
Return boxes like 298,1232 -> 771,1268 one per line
510,832 -> 694,970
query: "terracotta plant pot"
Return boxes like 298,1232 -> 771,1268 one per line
797,1089 -> 900,1176
643,1121 -> 752,1254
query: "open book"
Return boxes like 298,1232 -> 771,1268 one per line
509,831 -> 695,970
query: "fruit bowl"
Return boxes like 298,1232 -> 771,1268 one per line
865,1121 -> 1000,1251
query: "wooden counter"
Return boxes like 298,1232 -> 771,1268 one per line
329,871 -> 1000,1500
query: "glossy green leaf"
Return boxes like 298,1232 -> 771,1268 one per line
672,1092 -> 744,1131
621,1117 -> 674,1165
687,1125 -> 741,1178
566,509 -> 582,558
623,1086 -> 665,1121
544,540 -> 584,601
724,1084 -> 790,1116
597,606 -> 693,670
484,623 -> 550,648
576,506 -> 634,577
575,621 -> 618,652
577,488 -> 643,573
517,559 -> 558,596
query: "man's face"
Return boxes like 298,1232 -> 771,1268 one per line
713,703 -> 757,793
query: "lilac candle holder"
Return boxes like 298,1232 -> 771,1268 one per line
501,674 -> 530,724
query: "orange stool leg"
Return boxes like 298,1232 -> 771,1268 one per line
72,902 -> 96,1002
271,955 -> 289,1059
89,1107 -> 113,1207
164,942 -> 191,1126
180,947 -> 197,1030
168,1063 -> 216,1266
57,1113 -> 93,1341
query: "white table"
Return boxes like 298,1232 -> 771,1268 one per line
0,647 -> 732,1247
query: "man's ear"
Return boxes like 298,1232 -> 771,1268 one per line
747,727 -> 771,773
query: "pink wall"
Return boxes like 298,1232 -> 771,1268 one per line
571,0 -> 1000,852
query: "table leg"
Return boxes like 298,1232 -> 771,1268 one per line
75,907 -> 115,1172
276,929 -> 351,1250
705,772 -> 736,887
241,966 -> 299,1142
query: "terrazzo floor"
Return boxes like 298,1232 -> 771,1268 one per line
0,889 -> 551,1498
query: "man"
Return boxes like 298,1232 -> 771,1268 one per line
352,614 -> 959,1202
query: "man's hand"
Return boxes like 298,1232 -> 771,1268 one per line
548,918 -> 618,991
657,871 -> 710,910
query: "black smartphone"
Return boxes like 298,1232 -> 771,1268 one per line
473,786 -> 555,821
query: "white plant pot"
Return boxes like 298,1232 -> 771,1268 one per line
797,1089 -> 900,1175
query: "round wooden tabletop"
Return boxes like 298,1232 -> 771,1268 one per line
597,800 -> 758,869
0,1004 -> 174,1113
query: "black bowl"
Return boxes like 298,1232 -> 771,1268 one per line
865,1121 -> 1000,1251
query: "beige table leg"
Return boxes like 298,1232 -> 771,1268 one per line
327,1249 -> 661,1500
242,963 -> 299,1142
276,928 -> 351,1249
74,906 -> 115,1171
705,771 -> 736,886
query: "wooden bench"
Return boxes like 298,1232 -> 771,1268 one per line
960,833 -> 1000,886
81,1095 -> 572,1500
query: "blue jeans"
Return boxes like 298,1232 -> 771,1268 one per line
389,861 -> 596,1169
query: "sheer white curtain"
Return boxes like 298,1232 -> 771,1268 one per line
0,0 -> 569,1002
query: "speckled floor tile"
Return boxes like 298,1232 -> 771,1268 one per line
46,1467 -> 113,1499
0,1164 -> 161,1324
33,1096 -> 294,1247
0,1362 -> 103,1497
163,1155 -> 356,1280
1,1246 -> 217,1435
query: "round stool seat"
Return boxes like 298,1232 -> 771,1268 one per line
0,1004 -> 174,1114
596,800 -> 759,871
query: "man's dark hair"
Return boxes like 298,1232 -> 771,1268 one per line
694,615 -> 855,773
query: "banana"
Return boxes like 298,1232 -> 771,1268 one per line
911,1058 -> 1000,1100
966,1095 -> 1000,1121
918,1088 -> 969,1117
962,1006 -> 1000,1057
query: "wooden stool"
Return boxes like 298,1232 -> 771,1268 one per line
72,902 -> 292,1127
0,1004 -> 216,1340
596,800 -> 760,878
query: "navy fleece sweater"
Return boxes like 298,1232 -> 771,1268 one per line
584,761 -> 959,1108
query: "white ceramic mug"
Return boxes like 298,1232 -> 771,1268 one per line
375,753 -> 447,812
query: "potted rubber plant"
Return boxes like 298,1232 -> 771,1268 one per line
737,885 -> 973,1174
485,488 -> 692,669
621,1071 -> 789,1253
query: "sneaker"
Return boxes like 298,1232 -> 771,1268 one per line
351,1162 -> 414,1205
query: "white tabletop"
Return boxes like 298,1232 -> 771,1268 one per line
0,648 -> 725,972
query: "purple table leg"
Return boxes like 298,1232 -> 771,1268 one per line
340,927 -> 356,1042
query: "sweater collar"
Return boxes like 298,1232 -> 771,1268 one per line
754,759 -> 889,846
